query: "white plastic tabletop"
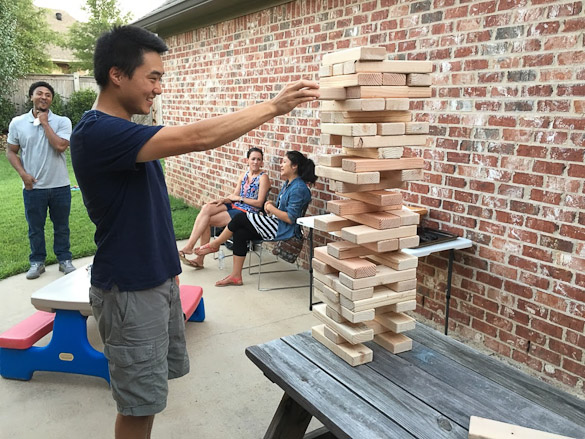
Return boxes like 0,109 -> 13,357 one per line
403,237 -> 473,258
31,264 -> 92,314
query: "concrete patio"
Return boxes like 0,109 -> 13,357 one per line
0,239 -> 321,438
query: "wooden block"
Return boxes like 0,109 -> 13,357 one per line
332,62 -> 345,76
320,109 -> 412,123
377,299 -> 417,313
327,241 -> 372,259
405,205 -> 428,216
314,279 -> 340,304
313,214 -> 357,232
399,235 -> 420,249
331,278 -> 374,301
320,73 -> 383,87
325,303 -> 345,323
311,324 -> 373,366
339,265 -> 417,289
344,60 -> 433,74
321,99 -> 386,112
327,199 -> 400,216
323,324 -> 346,344
468,416 -> 575,439
340,287 -> 416,312
346,86 -> 432,99
314,246 -> 377,279
382,73 -> 407,85
319,133 -> 343,145
319,87 -> 347,100
342,157 -> 425,172
315,165 -> 380,184
321,123 -> 377,136
313,269 -> 338,288
319,64 -> 333,77
342,135 -> 428,149
341,224 -> 418,245
330,173 -> 410,193
385,98 -> 411,111
362,239 -> 399,253
386,278 -> 418,292
374,332 -> 413,354
342,146 -> 404,159
381,168 -> 423,181
406,73 -> 432,87
322,46 -> 387,65
404,122 -> 430,134
340,306 -> 375,323
375,311 -> 416,333
377,122 -> 406,136
317,154 -> 349,167
312,258 -> 339,275
342,211 -> 401,230
391,207 -> 422,226
369,251 -> 419,271
313,303 -> 374,344
337,190 -> 402,206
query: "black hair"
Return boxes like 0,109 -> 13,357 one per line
247,147 -> 263,158
286,150 -> 317,184
93,25 -> 168,88
29,81 -> 54,98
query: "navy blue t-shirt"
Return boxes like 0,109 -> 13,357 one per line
70,110 -> 181,291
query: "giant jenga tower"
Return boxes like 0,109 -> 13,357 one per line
310,47 -> 432,366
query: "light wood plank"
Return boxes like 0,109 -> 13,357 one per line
314,279 -> 341,305
319,64 -> 333,77
406,73 -> 432,87
332,62 -> 345,76
313,213 -> 357,232
339,265 -> 417,289
336,190 -> 402,206
400,235 -> 420,249
342,146 -> 404,159
374,331 -> 413,354
312,304 -> 374,344
346,86 -> 432,99
382,73 -> 407,85
342,211 -> 401,230
468,416 -> 574,439
317,154 -> 350,167
340,306 -> 375,323
375,311 -> 417,333
369,251 -> 419,271
342,135 -> 428,148
377,299 -> 417,313
323,324 -> 346,344
391,207 -> 422,226
320,73 -> 383,87
341,224 -> 417,245
331,278 -> 374,301
322,46 -> 387,65
319,87 -> 347,100
377,122 -> 406,136
361,239 -> 399,253
316,165 -> 380,184
321,99 -> 387,112
327,199 -> 400,216
342,157 -> 425,172
327,241 -> 373,259
313,269 -> 338,289
340,287 -> 416,312
343,60 -> 433,74
314,246 -> 377,279
320,109 -> 412,123
321,123 -> 377,136
312,258 -> 339,275
311,324 -> 373,366
319,133 -> 343,145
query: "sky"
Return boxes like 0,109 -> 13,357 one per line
33,0 -> 167,22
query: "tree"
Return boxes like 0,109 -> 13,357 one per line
0,0 -> 55,85
67,0 -> 132,72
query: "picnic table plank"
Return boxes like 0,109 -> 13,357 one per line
246,338 -> 414,439
285,332 -> 467,439
409,325 -> 585,427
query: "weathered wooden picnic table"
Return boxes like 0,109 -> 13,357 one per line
246,324 -> 585,439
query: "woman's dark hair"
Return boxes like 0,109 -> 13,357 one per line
286,150 -> 317,184
29,81 -> 55,98
94,25 -> 168,88
247,147 -> 263,158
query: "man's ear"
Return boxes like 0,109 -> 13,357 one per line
109,67 -> 125,86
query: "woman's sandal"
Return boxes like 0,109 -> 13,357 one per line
179,251 -> 204,269
194,243 -> 220,256
215,275 -> 243,287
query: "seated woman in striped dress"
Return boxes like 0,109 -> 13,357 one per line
179,147 -> 270,269
195,150 -> 317,286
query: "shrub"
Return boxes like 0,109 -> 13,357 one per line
66,88 -> 97,127
0,96 -> 16,133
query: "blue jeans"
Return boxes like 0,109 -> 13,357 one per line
23,186 -> 72,264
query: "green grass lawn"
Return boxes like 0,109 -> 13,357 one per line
0,152 -> 199,280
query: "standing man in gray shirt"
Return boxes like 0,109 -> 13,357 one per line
6,81 -> 76,279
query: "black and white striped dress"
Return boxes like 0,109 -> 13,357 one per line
246,212 -> 279,240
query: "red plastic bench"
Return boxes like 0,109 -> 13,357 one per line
0,311 -> 55,350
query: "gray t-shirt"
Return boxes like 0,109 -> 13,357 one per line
7,109 -> 72,189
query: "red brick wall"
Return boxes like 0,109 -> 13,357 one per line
161,0 -> 585,395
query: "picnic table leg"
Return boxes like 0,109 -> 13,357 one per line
263,392 -> 312,439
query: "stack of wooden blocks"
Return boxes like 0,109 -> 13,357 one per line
310,46 -> 433,366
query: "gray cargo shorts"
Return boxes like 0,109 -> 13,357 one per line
89,277 -> 190,416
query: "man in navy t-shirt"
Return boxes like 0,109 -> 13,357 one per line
71,25 -> 318,439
